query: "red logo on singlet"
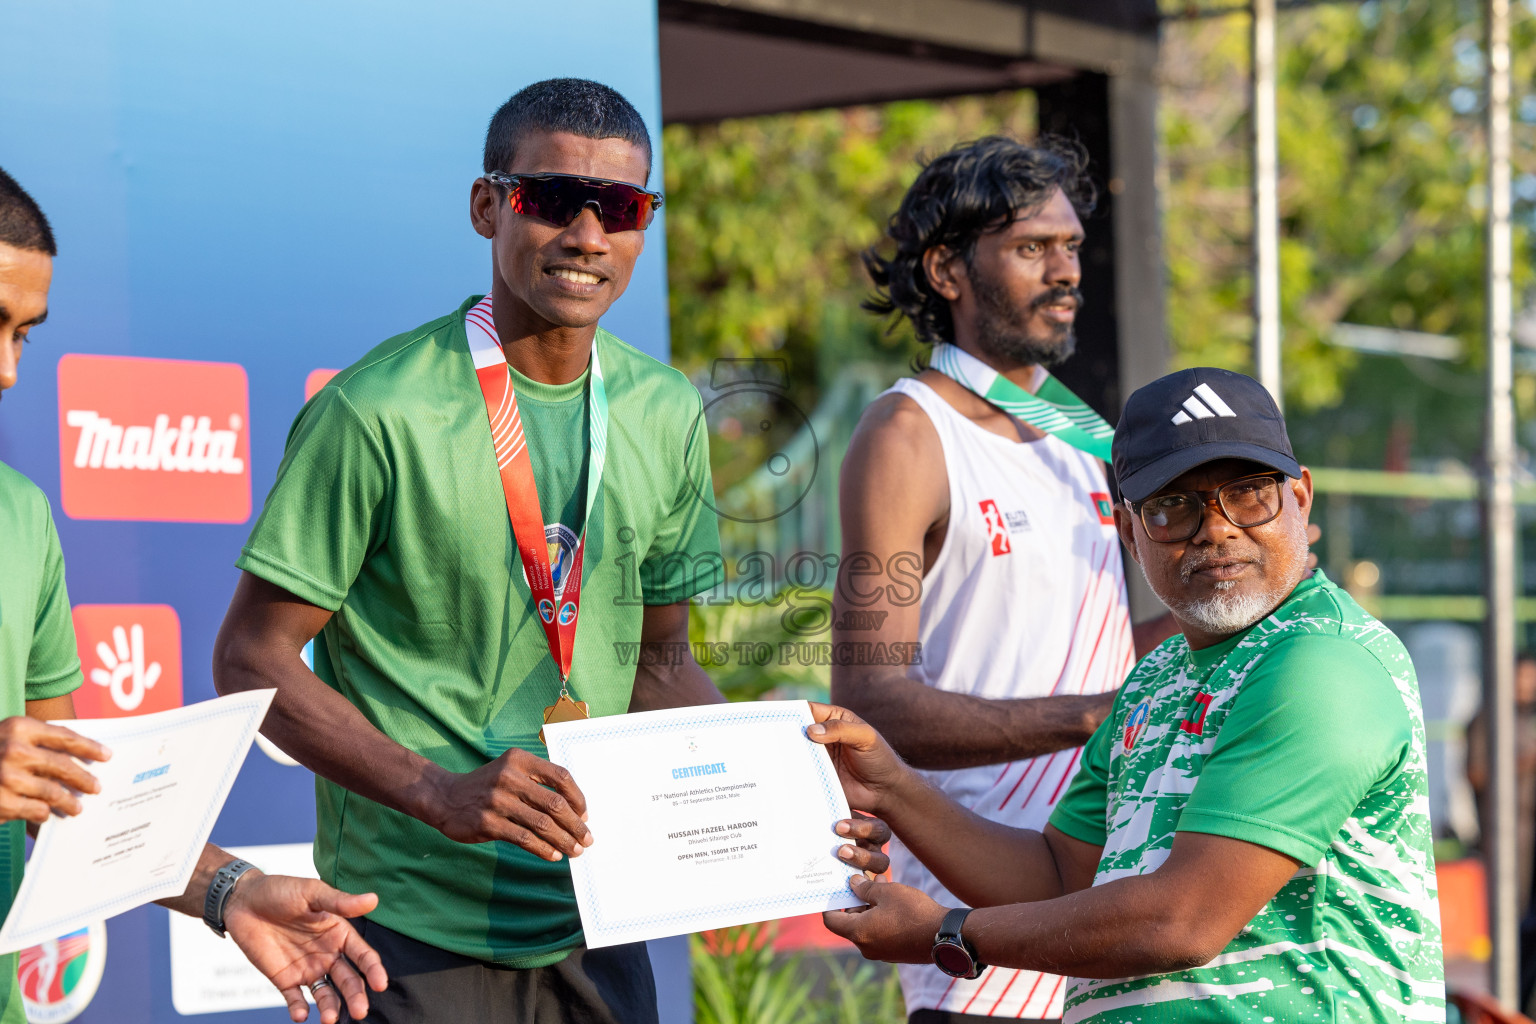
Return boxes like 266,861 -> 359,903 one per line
57,354 -> 251,523
70,605 -> 184,718
979,499 -> 1011,556
1090,491 -> 1115,526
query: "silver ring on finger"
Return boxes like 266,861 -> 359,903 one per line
309,977 -> 334,994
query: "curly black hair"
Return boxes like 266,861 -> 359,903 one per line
862,135 -> 1095,347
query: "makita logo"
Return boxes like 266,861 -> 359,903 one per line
57,354 -> 251,522
65,412 -> 245,474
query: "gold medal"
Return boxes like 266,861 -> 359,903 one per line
539,689 -> 589,743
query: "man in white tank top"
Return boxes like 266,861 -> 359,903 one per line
832,136 -> 1172,1024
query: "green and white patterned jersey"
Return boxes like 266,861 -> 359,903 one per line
1050,571 -> 1444,1022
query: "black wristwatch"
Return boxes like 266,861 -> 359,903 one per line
203,859 -> 258,938
931,907 -> 985,979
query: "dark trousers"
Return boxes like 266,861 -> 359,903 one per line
910,1011 -> 1057,1024
339,918 -> 658,1024
1521,910 -> 1536,1013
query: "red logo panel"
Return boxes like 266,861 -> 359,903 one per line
57,354 -> 250,523
979,499 -> 1012,556
1180,691 -> 1214,736
70,605 -> 183,718
1091,491 -> 1115,525
305,368 -> 339,400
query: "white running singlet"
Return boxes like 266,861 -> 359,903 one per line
886,377 -> 1135,1020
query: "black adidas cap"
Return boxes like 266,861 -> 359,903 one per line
1113,367 -> 1301,503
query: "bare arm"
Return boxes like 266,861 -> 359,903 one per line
808,704 -> 1100,907
828,830 -> 1301,979
214,572 -> 593,862
831,394 -> 1113,770
627,601 -> 726,712
965,833 -> 1299,976
1467,710 -> 1488,797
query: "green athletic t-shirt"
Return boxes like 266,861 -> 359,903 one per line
0,460 -> 86,1023
237,296 -> 724,967
1049,571 -> 1444,1023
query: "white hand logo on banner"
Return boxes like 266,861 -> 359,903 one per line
89,624 -> 162,712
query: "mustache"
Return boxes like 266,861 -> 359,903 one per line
1028,286 -> 1084,313
1179,548 -> 1260,583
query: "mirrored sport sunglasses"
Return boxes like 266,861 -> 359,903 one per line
485,171 -> 663,233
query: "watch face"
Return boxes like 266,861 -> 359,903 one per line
932,941 -> 975,978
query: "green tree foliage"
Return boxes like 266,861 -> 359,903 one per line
693,925 -> 813,1024
662,2 -> 1536,608
663,94 -> 1038,400
692,924 -> 904,1024
665,1 -> 1536,450
1161,0 -> 1536,419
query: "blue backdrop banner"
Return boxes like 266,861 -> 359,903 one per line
0,2 -> 681,1021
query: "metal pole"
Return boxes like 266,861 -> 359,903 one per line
1251,0 -> 1283,407
1482,0 -> 1519,1007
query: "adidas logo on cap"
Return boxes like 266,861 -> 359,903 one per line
1113,367 -> 1300,504
1171,383 -> 1237,425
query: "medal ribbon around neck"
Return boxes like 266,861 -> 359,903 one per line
465,296 -> 609,683
930,342 -> 1114,462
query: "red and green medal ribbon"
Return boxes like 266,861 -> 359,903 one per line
465,296 -> 609,683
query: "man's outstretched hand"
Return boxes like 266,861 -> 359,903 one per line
823,874 -> 945,965
222,873 -> 387,1024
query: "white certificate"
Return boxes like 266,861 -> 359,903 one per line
0,689 -> 276,954
542,700 -> 863,948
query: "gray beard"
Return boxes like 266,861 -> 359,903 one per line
1155,578 -> 1282,636
1140,513 -> 1311,639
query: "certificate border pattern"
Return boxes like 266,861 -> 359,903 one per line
4,699 -> 266,943
550,704 -> 855,938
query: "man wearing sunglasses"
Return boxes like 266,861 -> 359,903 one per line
809,367 -> 1443,1022
211,79 -> 766,1023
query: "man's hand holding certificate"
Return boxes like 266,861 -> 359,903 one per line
0,690 -> 388,1023
0,690 -> 276,952
542,700 -> 889,947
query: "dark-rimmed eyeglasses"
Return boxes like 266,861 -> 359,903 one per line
1126,472 -> 1288,543
484,171 -> 663,233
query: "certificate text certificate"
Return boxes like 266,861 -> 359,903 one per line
0,689 -> 275,953
542,701 -> 863,947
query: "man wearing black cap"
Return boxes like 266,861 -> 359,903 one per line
809,368 -> 1445,1023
